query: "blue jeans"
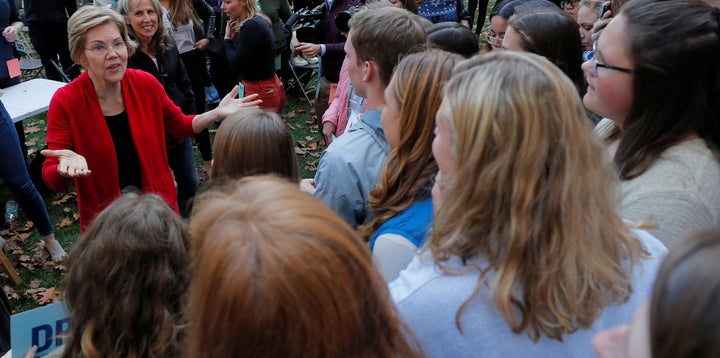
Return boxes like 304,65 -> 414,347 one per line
167,137 -> 198,218
0,101 -> 53,235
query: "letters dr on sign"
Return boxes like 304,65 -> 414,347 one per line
10,302 -> 70,358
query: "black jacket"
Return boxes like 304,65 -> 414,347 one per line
128,46 -> 196,114
23,0 -> 76,25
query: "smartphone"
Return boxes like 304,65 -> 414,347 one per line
598,3 -> 610,17
237,82 -> 245,98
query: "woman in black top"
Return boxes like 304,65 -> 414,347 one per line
221,0 -> 286,113
119,0 -> 199,218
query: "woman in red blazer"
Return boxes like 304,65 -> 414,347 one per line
41,5 -> 260,231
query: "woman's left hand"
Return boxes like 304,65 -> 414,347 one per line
195,38 -> 211,51
214,85 -> 263,117
2,26 -> 17,43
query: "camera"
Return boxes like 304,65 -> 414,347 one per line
286,3 -> 324,43
335,5 -> 362,34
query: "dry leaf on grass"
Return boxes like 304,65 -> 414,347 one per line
57,218 -> 73,228
36,287 -> 61,305
51,193 -> 75,206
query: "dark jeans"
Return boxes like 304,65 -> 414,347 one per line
0,101 -> 53,236
167,138 -> 198,218
180,49 -> 212,161
28,23 -> 80,81
0,77 -> 26,162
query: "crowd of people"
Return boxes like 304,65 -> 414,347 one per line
1,0 -> 720,356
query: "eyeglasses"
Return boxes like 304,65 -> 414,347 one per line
560,0 -> 578,8
484,31 -> 504,46
592,40 -> 634,77
85,40 -> 126,55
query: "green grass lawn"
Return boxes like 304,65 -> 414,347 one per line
1,87 -> 320,313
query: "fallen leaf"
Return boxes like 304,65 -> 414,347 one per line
29,280 -> 41,289
18,255 -> 30,262
51,193 -> 74,206
25,126 -> 42,134
295,147 -> 307,155
16,232 -> 32,240
38,287 -> 61,305
57,218 -> 73,228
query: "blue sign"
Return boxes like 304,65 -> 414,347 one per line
10,303 -> 70,358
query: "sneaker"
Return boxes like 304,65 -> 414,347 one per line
304,55 -> 319,65
291,56 -> 309,67
45,239 -> 67,262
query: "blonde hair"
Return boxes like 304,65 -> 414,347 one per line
117,0 -> 174,54
232,0 -> 271,31
186,176 -> 420,357
68,5 -> 137,63
431,51 -> 644,341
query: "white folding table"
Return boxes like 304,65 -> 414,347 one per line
2,79 -> 66,123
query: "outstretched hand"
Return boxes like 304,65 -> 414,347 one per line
41,149 -> 92,179
215,86 -> 263,117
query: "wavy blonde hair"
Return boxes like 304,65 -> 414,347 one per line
359,50 -> 459,240
431,51 -> 644,341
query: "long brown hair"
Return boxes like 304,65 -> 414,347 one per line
359,50 -> 459,240
613,0 -> 720,180
62,193 -> 190,358
431,51 -> 644,341
211,108 -> 298,183
186,176 -> 421,357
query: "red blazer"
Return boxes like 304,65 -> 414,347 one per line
43,69 -> 196,231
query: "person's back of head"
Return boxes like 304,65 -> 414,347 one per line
506,9 -> 585,95
426,22 -> 480,58
186,175 -> 420,357
432,51 -> 644,341
211,108 -> 298,184
348,7 -> 426,87
62,193 -> 190,358
650,231 -> 720,358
